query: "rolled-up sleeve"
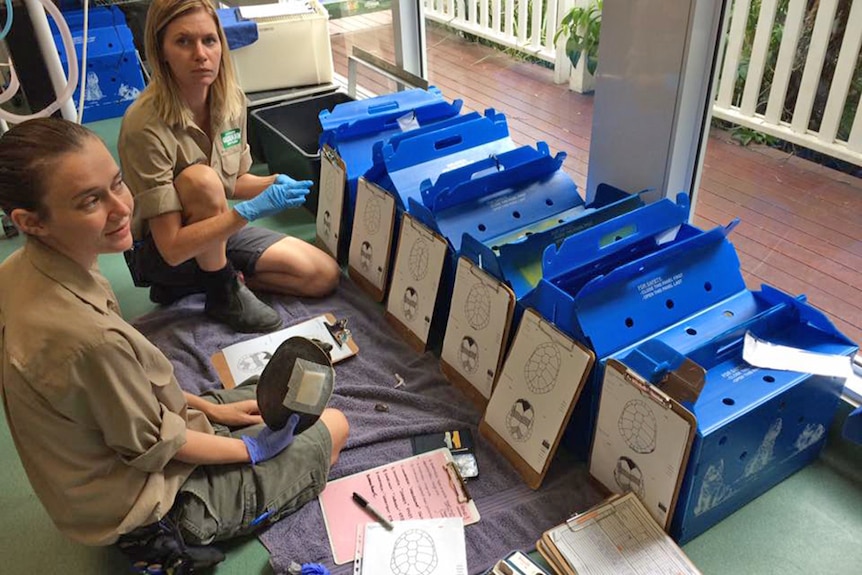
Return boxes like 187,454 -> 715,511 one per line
118,124 -> 183,222
66,334 -> 189,473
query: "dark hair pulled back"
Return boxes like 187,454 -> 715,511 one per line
0,118 -> 96,217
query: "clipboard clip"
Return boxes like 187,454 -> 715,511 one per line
624,370 -> 673,409
321,145 -> 340,164
564,504 -> 617,532
445,461 -> 473,504
324,318 -> 351,348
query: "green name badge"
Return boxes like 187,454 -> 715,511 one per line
220,128 -> 241,149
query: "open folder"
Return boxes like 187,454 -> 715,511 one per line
536,492 -> 701,575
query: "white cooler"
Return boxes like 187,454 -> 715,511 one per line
229,1 -> 334,93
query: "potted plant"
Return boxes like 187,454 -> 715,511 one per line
554,0 -> 603,92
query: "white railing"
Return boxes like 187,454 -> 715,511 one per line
713,0 -> 861,167
424,0 -> 861,167
423,0 -> 566,65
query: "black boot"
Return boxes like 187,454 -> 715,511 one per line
203,267 -> 282,333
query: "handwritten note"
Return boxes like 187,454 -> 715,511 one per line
319,448 -> 480,564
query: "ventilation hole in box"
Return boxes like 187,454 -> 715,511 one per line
513,211 -> 521,219
739,450 -> 748,461
478,224 -> 486,232
704,282 -> 713,292
625,317 -> 634,328
491,245 -> 500,252
763,375 -> 775,383
723,310 -> 734,318
546,198 -> 554,206
718,436 -> 728,446
525,231 -> 533,237
686,327 -> 697,336
779,400 -> 787,411
665,299 -> 674,309
722,397 -> 735,406
558,219 -> 564,224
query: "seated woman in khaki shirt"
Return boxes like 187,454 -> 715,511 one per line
119,0 -> 339,334
0,118 -> 349,571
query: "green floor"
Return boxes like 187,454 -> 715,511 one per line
0,117 -> 860,574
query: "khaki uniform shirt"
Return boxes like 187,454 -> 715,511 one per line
0,241 -> 214,545
118,92 -> 253,239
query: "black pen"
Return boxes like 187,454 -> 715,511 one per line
352,492 -> 394,531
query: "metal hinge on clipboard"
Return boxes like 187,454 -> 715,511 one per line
444,461 -> 473,504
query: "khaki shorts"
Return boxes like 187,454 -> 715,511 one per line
173,385 -> 332,545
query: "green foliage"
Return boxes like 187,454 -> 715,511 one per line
553,0 -> 603,75
729,126 -> 779,147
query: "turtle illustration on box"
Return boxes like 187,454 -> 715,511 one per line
257,336 -> 335,434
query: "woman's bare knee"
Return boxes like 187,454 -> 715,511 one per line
320,408 -> 349,466
174,164 -> 228,222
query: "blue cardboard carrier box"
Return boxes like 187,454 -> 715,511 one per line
348,109 -> 515,301
316,88 -> 463,258
613,287 -> 856,543
530,213 -> 857,542
522,195 -> 694,457
401,142 -> 581,351
53,6 -> 145,122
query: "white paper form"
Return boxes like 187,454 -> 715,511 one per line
484,309 -> 593,473
317,146 -> 346,258
441,258 -> 513,399
386,214 -> 449,345
590,364 -> 692,529
220,315 -> 353,384
354,518 -> 467,575
349,178 -> 397,292
549,493 -> 701,575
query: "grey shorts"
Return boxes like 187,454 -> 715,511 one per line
173,384 -> 333,545
125,226 -> 284,303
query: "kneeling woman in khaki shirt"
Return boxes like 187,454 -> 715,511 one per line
119,0 -> 340,334
0,118 -> 349,571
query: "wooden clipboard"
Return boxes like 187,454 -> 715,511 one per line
588,358 -> 700,531
440,256 -> 516,412
383,213 -> 450,354
315,145 -> 347,262
347,177 -> 397,303
479,308 -> 595,490
210,313 -> 358,388
536,492 -> 702,575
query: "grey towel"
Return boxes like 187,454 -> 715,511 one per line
134,276 -> 604,574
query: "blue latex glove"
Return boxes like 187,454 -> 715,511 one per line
242,413 -> 301,464
234,174 -> 312,221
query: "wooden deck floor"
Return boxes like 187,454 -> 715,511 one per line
328,12 -> 862,348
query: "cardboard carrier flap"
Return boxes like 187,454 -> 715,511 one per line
378,109 -> 510,172
458,183 -> 641,294
541,193 -> 691,280
570,225 -> 745,354
318,87 -> 443,132
492,189 -> 643,298
408,167 -> 579,255
319,98 -> 463,147
418,142 -> 565,213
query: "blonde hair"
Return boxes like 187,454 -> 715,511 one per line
142,0 -> 244,127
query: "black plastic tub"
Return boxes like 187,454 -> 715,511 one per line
251,91 -> 355,214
